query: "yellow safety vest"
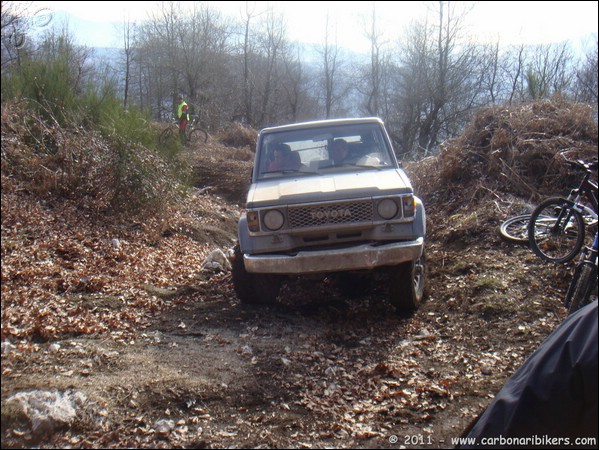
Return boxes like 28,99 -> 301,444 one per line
177,101 -> 188,120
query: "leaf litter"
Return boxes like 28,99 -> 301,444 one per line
2,98 -> 597,448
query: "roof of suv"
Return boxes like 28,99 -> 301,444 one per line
259,117 -> 385,134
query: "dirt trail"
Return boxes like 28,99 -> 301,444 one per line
5,103 -> 593,447
1,197 -> 567,448
1,97 -> 597,448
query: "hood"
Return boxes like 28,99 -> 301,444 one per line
246,169 -> 413,208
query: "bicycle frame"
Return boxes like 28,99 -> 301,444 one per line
583,232 -> 599,268
564,157 -> 598,219
187,114 -> 205,130
590,233 -> 599,263
528,154 -> 598,264
549,157 -> 598,234
564,232 -> 598,308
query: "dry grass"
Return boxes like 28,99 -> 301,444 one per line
406,98 -> 598,244
216,122 -> 258,150
410,98 -> 597,205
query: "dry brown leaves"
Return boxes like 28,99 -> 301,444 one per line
0,98 -> 591,448
1,183 -> 238,350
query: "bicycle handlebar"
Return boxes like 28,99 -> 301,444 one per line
560,151 -> 598,172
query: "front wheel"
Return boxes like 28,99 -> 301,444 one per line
388,253 -> 426,313
188,127 -> 208,144
528,197 -> 585,264
231,245 -> 282,305
566,262 -> 598,315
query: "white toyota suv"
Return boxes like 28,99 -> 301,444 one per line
232,118 -> 426,312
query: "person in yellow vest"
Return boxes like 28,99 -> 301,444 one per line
177,94 -> 190,145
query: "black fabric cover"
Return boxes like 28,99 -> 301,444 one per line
459,301 -> 598,448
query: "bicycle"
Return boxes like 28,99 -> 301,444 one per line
564,231 -> 598,315
159,114 -> 208,146
527,152 -> 598,264
500,209 -> 597,245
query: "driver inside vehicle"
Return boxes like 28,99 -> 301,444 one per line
268,143 -> 302,171
330,138 -> 350,165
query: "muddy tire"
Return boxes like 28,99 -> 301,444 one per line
388,253 -> 426,313
231,245 -> 281,305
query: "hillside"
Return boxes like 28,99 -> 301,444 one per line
1,98 -> 597,448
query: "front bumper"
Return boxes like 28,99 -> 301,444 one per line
243,238 -> 424,274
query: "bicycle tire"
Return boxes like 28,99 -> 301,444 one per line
564,260 -> 584,309
499,215 -> 531,244
566,262 -> 598,315
528,197 -> 585,264
159,127 -> 175,145
188,127 -> 208,144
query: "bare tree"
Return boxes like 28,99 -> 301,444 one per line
138,2 -> 182,118
280,45 -> 305,122
389,1 -> 486,156
240,2 -> 264,126
505,44 -> 525,104
320,14 -> 341,119
574,37 -> 598,105
363,5 -> 385,117
120,16 -> 135,109
1,1 -> 50,71
255,9 -> 286,125
478,41 -> 501,104
178,4 -> 232,126
96,0 -> 595,141
525,42 -> 574,100
133,1 -> 234,123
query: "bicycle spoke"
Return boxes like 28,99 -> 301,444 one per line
529,198 -> 585,263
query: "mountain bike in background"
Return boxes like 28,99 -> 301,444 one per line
159,114 -> 208,146
527,152 -> 598,264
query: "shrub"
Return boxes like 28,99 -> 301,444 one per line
218,122 -> 258,149
1,98 -> 186,219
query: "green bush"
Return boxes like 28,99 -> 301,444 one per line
1,58 -> 76,125
1,57 -> 188,219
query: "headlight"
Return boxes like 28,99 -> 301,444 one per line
263,209 -> 284,231
377,198 -> 399,219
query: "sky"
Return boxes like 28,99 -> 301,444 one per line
12,1 -> 599,53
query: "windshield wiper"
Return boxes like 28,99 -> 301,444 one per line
318,162 -> 383,170
354,164 -> 384,170
263,169 -> 320,176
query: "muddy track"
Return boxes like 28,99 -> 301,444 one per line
1,146 -> 572,449
2,238 -> 567,448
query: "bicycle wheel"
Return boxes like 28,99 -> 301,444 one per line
528,197 -> 585,264
159,127 -> 175,145
566,262 -> 598,315
188,127 -> 208,144
499,215 -> 531,244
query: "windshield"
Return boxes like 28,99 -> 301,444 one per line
256,122 -> 396,180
